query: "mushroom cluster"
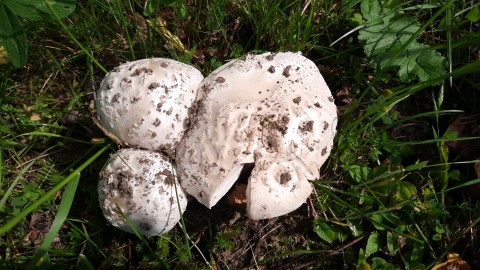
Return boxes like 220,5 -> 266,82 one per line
95,52 -> 337,236
176,52 -> 337,219
95,58 -> 203,236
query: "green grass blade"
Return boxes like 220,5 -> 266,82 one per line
23,131 -> 96,145
25,172 -> 80,270
446,4 -> 453,87
450,59 -> 480,77
172,165 -> 192,260
66,220 -> 107,259
113,0 -> 135,59
0,159 -> 35,211
0,144 -> 109,235
43,0 -> 108,74
120,206 -> 170,269
382,136 -> 480,146
77,254 -> 96,270
315,184 -> 423,243
444,178 -> 480,192
40,173 -> 80,249
0,147 -> 2,187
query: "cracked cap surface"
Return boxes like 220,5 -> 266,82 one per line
176,52 -> 337,219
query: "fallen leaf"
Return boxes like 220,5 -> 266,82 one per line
30,112 -> 41,121
431,253 -> 471,270
147,17 -> 187,52
226,183 -> 247,206
444,115 -> 480,160
336,85 -> 354,104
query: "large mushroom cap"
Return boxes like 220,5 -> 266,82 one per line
95,58 -> 203,155
176,52 -> 337,219
98,148 -> 188,236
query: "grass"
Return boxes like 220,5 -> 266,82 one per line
0,0 -> 479,269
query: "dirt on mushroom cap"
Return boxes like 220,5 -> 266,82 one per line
176,52 -> 337,219
95,58 -> 204,157
98,148 -> 188,236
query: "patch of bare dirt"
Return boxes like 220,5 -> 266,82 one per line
183,196 -> 325,269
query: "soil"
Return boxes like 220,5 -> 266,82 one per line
182,198 -> 321,269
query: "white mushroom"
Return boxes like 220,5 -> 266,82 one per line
176,52 -> 337,220
98,148 -> 188,236
95,58 -> 203,156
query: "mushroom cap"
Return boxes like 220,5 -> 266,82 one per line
98,148 -> 188,236
95,58 -> 203,155
176,52 -> 337,219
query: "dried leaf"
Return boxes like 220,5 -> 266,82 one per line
147,17 -> 187,52
0,44 -> 9,64
431,253 -> 471,270
335,85 -> 354,104
30,112 -> 41,121
226,183 -> 247,206
443,115 -> 480,161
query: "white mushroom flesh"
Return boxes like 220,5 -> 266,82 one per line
95,58 -> 203,155
98,148 -> 188,236
176,52 -> 337,219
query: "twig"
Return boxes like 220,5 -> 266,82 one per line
292,235 -> 366,270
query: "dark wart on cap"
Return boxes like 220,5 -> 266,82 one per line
94,58 -> 204,157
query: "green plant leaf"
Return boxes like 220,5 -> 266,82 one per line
313,220 -> 349,244
314,221 -> 336,243
159,0 -> 181,5
347,219 -> 364,237
356,248 -> 371,270
370,213 -> 401,230
0,5 -> 27,67
409,241 -> 425,263
351,13 -> 365,25
371,257 -> 396,270
465,6 -> 480,22
77,254 -> 96,270
3,0 -> 76,20
405,161 -> 428,171
448,170 -> 460,180
413,48 -> 447,82
368,163 -> 404,186
366,232 -> 381,255
358,3 -> 446,82
348,165 -> 370,182
360,0 -> 382,20
371,213 -> 387,230
386,231 -> 401,255
176,1 -> 186,20
392,181 -> 416,202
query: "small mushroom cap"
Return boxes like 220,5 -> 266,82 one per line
98,148 -> 188,236
246,158 -> 313,219
95,58 -> 203,155
176,52 -> 337,219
